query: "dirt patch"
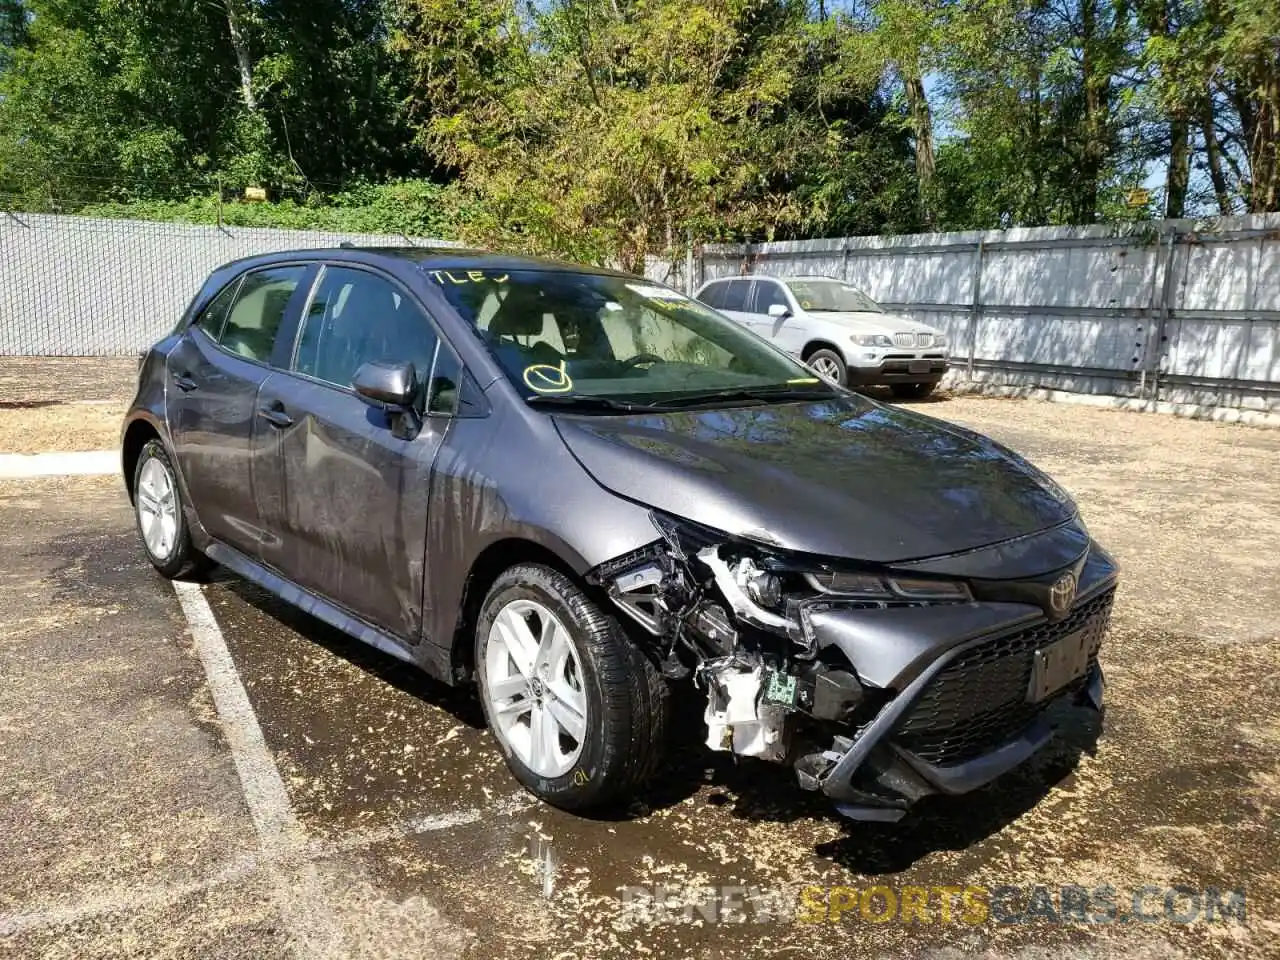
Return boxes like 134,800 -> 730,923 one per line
0,356 -> 139,405
0,400 -> 126,452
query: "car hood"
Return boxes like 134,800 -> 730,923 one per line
551,395 -> 1075,564
804,311 -> 940,336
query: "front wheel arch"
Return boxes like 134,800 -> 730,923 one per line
451,538 -> 586,683
801,339 -> 846,364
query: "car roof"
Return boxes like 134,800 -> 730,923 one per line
213,246 -> 638,280
699,275 -> 846,286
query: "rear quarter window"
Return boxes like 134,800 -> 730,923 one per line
192,277 -> 243,341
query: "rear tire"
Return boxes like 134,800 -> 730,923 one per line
132,439 -> 213,580
891,381 -> 938,400
806,347 -> 848,386
475,563 -> 669,811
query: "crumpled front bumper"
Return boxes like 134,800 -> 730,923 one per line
807,563 -> 1115,822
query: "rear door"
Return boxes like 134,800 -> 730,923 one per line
166,263 -> 313,557
253,264 -> 461,642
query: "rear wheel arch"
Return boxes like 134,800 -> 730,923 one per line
122,419 -> 161,501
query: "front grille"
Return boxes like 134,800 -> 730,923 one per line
894,590 -> 1114,766
893,332 -> 916,348
916,332 -> 932,347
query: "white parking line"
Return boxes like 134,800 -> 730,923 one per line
172,580 -> 304,856
0,450 -> 117,478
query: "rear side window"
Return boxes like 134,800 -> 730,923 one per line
203,266 -> 306,362
698,282 -> 725,309
720,279 -> 750,311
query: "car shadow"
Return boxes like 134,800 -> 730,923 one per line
634,689 -> 1103,874
858,385 -> 954,406
214,571 -> 487,731
210,567 -> 1100,872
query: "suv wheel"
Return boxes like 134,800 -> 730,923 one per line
475,563 -> 668,810
890,381 -> 938,400
807,348 -> 847,386
133,439 -> 212,579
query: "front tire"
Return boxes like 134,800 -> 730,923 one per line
806,347 -> 848,386
890,381 -> 938,400
475,563 -> 669,811
132,439 -> 212,579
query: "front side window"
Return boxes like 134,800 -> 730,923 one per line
430,269 -> 831,407
786,279 -> 884,314
754,280 -> 790,315
295,266 -> 444,408
216,266 -> 307,361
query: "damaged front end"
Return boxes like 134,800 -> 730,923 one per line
586,512 -> 1117,823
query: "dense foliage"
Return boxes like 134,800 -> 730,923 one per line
1,0 -> 1276,263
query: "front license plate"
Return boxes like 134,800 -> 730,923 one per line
1027,628 -> 1091,702
908,359 -> 931,374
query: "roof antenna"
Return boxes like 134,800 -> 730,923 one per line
339,241 -> 357,248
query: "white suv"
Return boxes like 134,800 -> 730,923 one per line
694,275 -> 949,398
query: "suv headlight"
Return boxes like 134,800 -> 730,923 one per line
851,334 -> 892,347
804,570 -> 971,602
933,332 -> 947,347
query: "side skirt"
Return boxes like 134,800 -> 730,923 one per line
203,540 -> 455,683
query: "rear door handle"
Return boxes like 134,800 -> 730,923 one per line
172,372 -> 198,392
257,404 -> 294,428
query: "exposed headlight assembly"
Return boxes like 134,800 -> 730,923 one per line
933,332 -> 948,347
851,334 -> 892,347
804,570 -> 971,602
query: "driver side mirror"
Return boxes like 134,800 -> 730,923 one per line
767,303 -> 791,320
353,360 -> 422,439
353,360 -> 417,408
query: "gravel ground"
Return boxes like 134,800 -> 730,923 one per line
0,381 -> 1277,958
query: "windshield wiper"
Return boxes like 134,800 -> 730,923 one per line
525,394 -> 644,413
644,384 -> 837,409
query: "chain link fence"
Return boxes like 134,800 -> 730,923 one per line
1,211 -> 439,357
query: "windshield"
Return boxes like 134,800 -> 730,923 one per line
429,268 -> 834,406
787,280 -> 884,314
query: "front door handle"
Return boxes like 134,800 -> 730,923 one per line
172,372 -> 198,392
257,404 -> 294,429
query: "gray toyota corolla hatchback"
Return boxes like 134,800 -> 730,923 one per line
122,247 -> 1117,821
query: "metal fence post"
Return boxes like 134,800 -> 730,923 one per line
1151,229 -> 1179,401
965,239 -> 985,380
686,228 -> 695,294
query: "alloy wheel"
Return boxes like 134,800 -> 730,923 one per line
811,355 -> 841,379
483,599 -> 588,778
136,457 -> 179,562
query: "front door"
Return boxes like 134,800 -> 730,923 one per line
750,278 -> 797,349
253,265 -> 460,642
167,264 -> 312,557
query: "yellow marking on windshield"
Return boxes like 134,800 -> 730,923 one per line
429,269 -> 508,285
523,361 -> 573,394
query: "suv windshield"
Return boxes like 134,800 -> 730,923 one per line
429,269 -> 834,407
787,280 -> 884,314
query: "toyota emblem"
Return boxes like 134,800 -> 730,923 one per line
1048,572 -> 1078,617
